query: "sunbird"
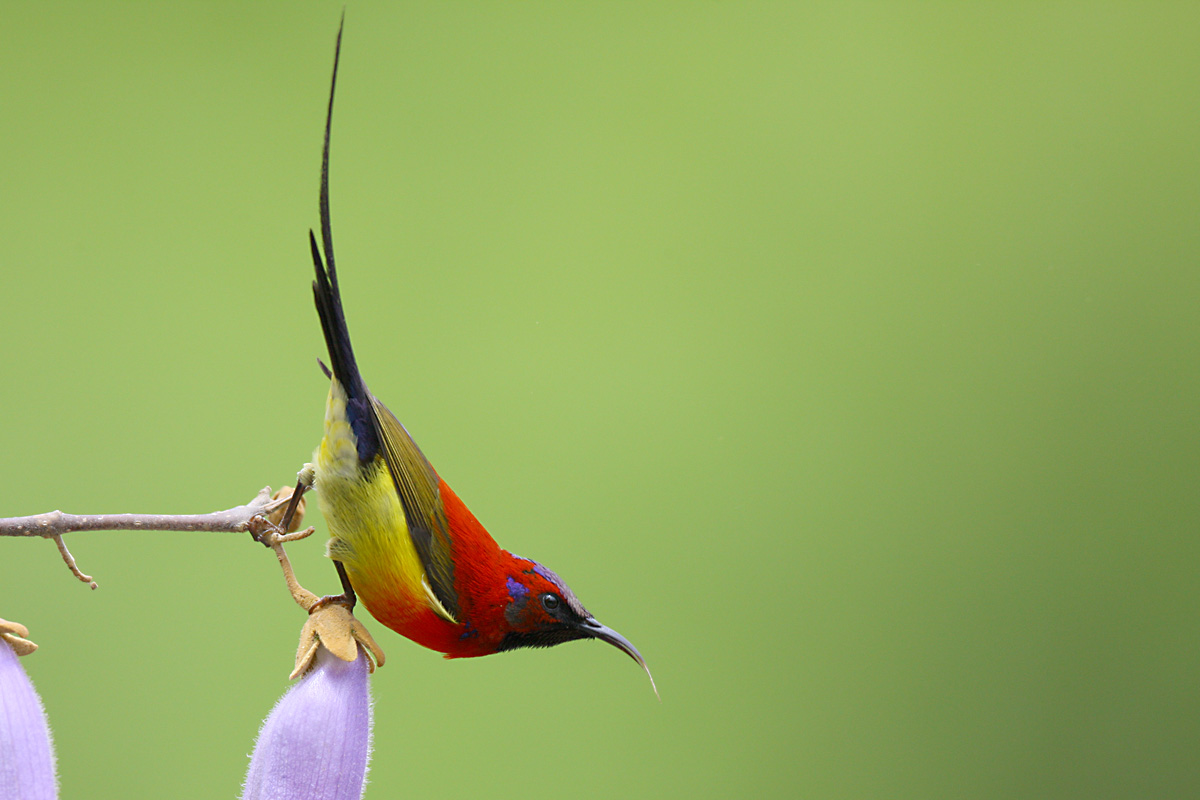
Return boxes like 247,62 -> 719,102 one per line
302,21 -> 655,694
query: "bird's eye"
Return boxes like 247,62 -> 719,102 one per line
541,593 -> 560,612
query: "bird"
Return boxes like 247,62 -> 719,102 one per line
300,20 -> 655,696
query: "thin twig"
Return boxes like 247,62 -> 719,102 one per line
1,486 -> 287,586
52,534 -> 96,589
252,484 -> 320,609
267,529 -> 320,611
248,505 -> 386,678
0,487 -> 284,537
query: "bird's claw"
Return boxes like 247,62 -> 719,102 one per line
250,477 -> 383,679
309,593 -> 355,614
249,485 -> 314,548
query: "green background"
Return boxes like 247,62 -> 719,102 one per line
3,3 -> 1198,798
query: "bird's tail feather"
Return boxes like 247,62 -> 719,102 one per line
309,17 -> 378,464
311,231 -> 365,403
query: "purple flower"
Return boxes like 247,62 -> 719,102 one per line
0,635 -> 58,800
242,644 -> 373,800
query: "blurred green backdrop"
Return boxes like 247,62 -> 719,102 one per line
3,3 -> 1199,798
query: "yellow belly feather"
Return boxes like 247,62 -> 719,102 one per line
313,382 -> 427,622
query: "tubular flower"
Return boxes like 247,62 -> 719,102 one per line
0,624 -> 57,800
242,644 -> 373,800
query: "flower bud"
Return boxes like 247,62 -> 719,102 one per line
242,644 -> 372,800
0,636 -> 57,800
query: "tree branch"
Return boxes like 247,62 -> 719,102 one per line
0,487 -> 284,538
0,487 -> 289,587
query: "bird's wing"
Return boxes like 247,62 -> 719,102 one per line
370,396 -> 460,622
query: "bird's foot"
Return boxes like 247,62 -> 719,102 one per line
306,560 -> 358,614
248,472 -> 383,678
308,592 -> 355,614
248,484 -> 321,612
250,484 -> 312,547
307,563 -> 358,614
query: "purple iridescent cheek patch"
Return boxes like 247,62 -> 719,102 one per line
506,576 -> 529,601
504,577 -> 531,627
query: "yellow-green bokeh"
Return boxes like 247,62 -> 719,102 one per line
3,3 -> 1198,798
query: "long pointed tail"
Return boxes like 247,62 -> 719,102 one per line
311,231 -> 364,403
309,17 -> 378,464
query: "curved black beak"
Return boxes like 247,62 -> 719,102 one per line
580,617 -> 659,700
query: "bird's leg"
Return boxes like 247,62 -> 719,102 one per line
335,560 -> 357,607
245,471 -> 383,676
256,531 -> 383,678
265,536 -> 383,677
250,465 -> 315,546
308,560 -> 357,613
256,464 -> 355,614
247,467 -> 319,604
275,480 -> 308,535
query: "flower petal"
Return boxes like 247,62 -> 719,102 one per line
242,644 -> 372,800
0,639 -> 58,800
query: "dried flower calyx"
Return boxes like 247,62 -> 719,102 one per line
0,618 -> 37,657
